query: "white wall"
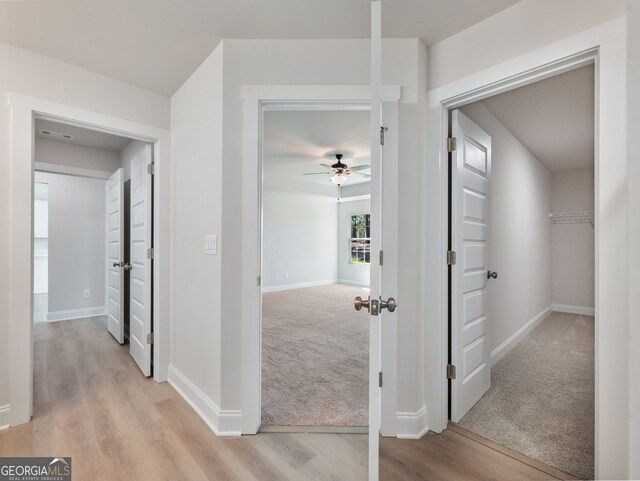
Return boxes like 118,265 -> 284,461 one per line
35,137 -> 121,173
461,102 -> 552,356
262,189 -> 338,291
170,38 -> 427,429
551,168 -> 595,310
338,198 -> 371,287
33,196 -> 48,295
428,0 -> 626,89
0,40 -> 168,413
34,172 -> 106,320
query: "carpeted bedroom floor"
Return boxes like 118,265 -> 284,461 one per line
457,311 -> 594,480
261,284 -> 370,427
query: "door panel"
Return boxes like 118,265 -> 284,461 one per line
451,109 -> 492,422
106,168 -> 124,344
129,144 -> 153,377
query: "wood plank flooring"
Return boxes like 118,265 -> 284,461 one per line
0,317 -> 568,480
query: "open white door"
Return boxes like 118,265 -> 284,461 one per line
106,168 -> 125,344
450,109 -> 492,422
129,144 -> 153,377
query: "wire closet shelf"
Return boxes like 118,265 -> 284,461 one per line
548,210 -> 594,229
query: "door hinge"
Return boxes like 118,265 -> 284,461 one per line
379,250 -> 384,266
447,364 -> 457,380
447,137 -> 457,152
380,126 -> 388,146
379,371 -> 383,388
147,248 -> 154,260
257,275 -> 261,286
147,333 -> 154,344
447,250 -> 457,266
147,163 -> 155,175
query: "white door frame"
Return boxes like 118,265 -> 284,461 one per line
8,93 -> 171,426
424,17 -> 627,479
240,84 -> 400,435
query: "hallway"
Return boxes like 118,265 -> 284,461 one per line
0,317 -> 570,480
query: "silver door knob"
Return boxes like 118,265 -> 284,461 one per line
487,271 -> 498,279
113,261 -> 124,268
380,297 -> 397,312
354,296 -> 371,313
123,263 -> 132,271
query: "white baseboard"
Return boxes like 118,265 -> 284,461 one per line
337,279 -> 370,288
47,306 -> 106,322
261,279 -> 338,293
167,365 -> 242,437
0,404 -> 10,431
490,304 -> 553,367
553,304 -> 595,316
396,406 -> 428,439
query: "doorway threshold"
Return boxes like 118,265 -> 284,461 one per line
259,425 -> 368,434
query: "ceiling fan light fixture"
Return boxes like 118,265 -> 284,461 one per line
330,172 -> 348,186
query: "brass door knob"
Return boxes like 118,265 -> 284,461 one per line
354,296 -> 371,313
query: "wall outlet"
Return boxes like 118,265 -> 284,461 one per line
83,289 -> 91,299
205,234 -> 217,255
275,273 -> 280,280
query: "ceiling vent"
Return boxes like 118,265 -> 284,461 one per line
39,129 -> 73,141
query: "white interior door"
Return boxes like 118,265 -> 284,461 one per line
106,168 -> 125,344
450,109 -> 492,422
129,144 -> 153,377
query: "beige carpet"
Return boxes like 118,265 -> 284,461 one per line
261,284 -> 369,427
458,311 -> 594,480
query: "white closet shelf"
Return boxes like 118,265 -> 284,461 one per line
548,210 -> 594,227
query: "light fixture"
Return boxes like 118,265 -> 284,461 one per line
330,172 -> 348,186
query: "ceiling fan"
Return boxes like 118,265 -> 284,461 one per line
302,154 -> 370,187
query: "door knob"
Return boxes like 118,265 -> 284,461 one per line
487,271 -> 498,279
354,296 -> 371,313
379,297 -> 397,313
123,263 -> 132,271
113,261 -> 124,268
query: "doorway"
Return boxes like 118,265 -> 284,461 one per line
447,64 -> 596,479
259,107 -> 372,431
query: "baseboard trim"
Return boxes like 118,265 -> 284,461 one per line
261,279 -> 338,293
396,406 -> 428,439
490,304 -> 553,367
0,404 -> 10,431
337,279 -> 370,288
47,306 -> 106,322
167,365 -> 242,437
552,304 -> 595,316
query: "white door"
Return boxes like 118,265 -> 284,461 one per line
450,109 -> 492,422
106,168 -> 125,344
129,144 -> 153,377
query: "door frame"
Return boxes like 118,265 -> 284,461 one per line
8,93 -> 171,426
240,84 -> 400,434
425,17 -> 626,479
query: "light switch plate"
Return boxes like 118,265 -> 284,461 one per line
205,234 -> 217,255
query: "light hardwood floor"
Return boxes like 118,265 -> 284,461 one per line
0,317 -> 569,480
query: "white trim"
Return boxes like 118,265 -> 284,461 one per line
490,305 -> 553,367
34,161 -> 113,180
338,279 -> 370,288
425,16 -> 626,480
261,279 -> 338,293
0,405 -> 10,431
339,194 -> 371,203
46,306 -> 106,322
167,365 -> 242,437
8,93 -> 171,427
552,304 -> 595,316
241,85 -> 400,437
396,407 -> 428,439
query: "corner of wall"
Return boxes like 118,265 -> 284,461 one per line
0,404 -> 10,431
396,406 -> 428,439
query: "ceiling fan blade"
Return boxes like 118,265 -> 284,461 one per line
352,172 -> 371,177
320,163 -> 333,169
349,165 -> 371,172
302,172 -> 330,175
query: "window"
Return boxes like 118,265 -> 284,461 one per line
350,213 -> 370,264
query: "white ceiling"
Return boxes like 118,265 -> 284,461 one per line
263,109 -> 371,195
481,64 -> 595,174
35,119 -> 131,152
0,0 -> 520,95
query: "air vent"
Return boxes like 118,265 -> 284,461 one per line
39,129 -> 73,141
